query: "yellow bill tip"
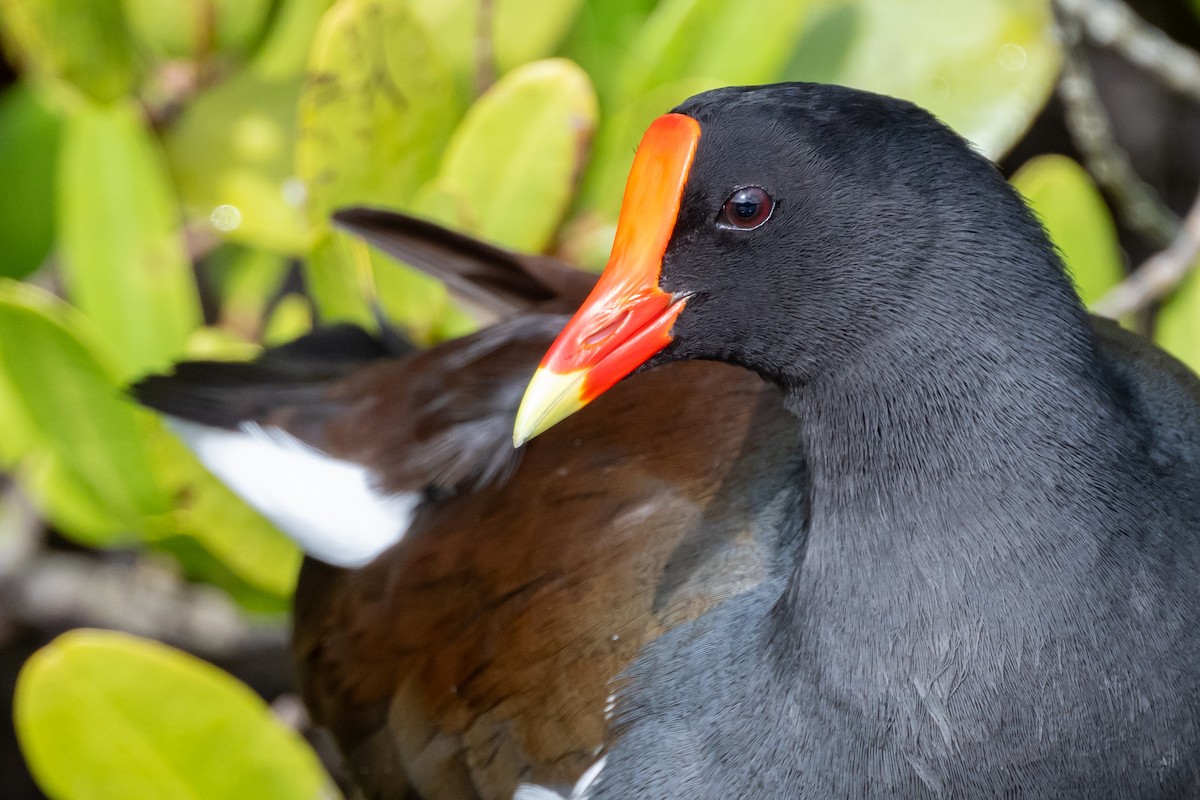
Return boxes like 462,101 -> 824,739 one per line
512,367 -> 588,447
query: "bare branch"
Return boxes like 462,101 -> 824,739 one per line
1050,0 -> 1200,315
1093,186 -> 1200,317
1054,9 -> 1181,244
1056,0 -> 1200,104
0,480 -> 43,576
0,552 -> 287,658
475,0 -> 496,96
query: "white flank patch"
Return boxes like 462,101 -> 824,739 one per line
169,420 -> 417,568
514,757 -> 607,800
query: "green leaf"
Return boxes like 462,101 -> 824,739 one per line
122,0 -> 275,60
0,0 -> 140,103
0,369 -> 36,467
17,450 -> 127,545
164,71 -> 310,255
0,335 -> 127,542
438,58 -> 598,252
559,0 -> 659,102
0,283 -> 302,592
0,281 -> 172,530
615,0 -> 808,99
1011,155 -> 1124,307
372,249 -> 458,340
297,0 -> 463,221
779,2 -> 860,85
58,99 -> 202,376
150,534 -> 292,614
786,0 -> 1060,159
15,630 -> 334,800
183,325 -> 262,361
493,0 -> 586,74
252,0 -> 336,80
577,0 -> 806,220
0,303 -> 127,542
144,431 -> 302,600
0,83 -> 61,279
1156,267 -> 1200,374
297,0 -> 465,327
408,175 -> 481,232
578,76 -> 714,221
405,0 -> 584,94
405,0 -> 479,96
204,244 -> 292,340
262,294 -> 313,346
302,233 -> 373,327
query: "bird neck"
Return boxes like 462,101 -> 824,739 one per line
779,261 -> 1140,645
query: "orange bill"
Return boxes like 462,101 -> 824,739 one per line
513,113 -> 700,446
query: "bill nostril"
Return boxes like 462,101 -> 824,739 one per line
582,311 -> 630,347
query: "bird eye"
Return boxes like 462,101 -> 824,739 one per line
718,186 -> 774,230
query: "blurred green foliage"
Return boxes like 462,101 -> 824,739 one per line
1012,154 -> 1125,307
16,629 -> 333,800
0,0 -> 1192,796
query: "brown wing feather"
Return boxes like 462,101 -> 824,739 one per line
293,362 -> 798,800
332,207 -> 595,316
140,209 -> 799,799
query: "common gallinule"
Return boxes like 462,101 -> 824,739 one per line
514,83 -> 1200,797
133,211 -> 801,799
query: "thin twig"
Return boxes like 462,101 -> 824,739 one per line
1093,187 -> 1200,317
0,479 -> 42,575
1056,0 -> 1200,104
1054,9 -> 1180,244
0,480 -> 44,643
0,552 -> 287,657
475,0 -> 495,96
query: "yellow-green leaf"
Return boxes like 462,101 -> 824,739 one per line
405,0 -> 585,93
164,72 -> 310,255
0,358 -> 36,468
302,233 -> 373,326
788,0 -> 1060,159
18,450 -> 127,545
493,0 -> 585,74
0,300 -> 126,543
206,244 -> 292,340
1157,268 -> 1200,374
408,175 -> 480,232
0,281 -> 171,528
578,0 -> 806,220
0,284 -> 303,591
252,0 -> 337,80
297,0 -> 465,327
558,0 -> 659,103
297,0 -> 463,220
58,100 -> 202,376
616,0 -> 808,99
183,325 -> 262,361
0,0 -> 140,103
1011,155 -> 1124,307
15,630 -> 334,800
578,76 -> 714,222
145,431 -> 302,599
122,0 -> 275,60
262,294 -> 313,346
405,0 -> 479,95
439,58 -> 598,252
